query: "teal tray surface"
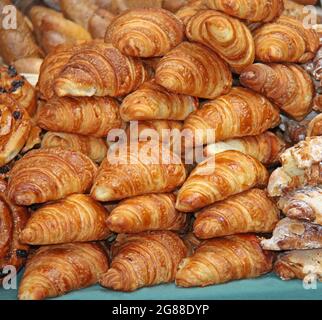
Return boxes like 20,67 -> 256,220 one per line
0,273 -> 321,300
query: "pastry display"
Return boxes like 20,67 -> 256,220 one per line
0,0 -> 321,300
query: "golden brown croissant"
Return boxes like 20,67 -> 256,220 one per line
107,193 -> 187,233
204,132 -> 286,166
268,137 -> 322,197
194,189 -> 280,239
176,234 -> 273,287
105,8 -> 184,58
18,242 -> 109,300
99,231 -> 188,291
36,96 -> 123,138
29,6 -> 92,54
278,187 -> 322,225
54,41 -> 148,97
274,249 -> 322,281
155,42 -> 232,99
307,113 -> 322,137
206,0 -> 284,22
0,95 -> 31,167
176,150 -> 269,212
0,65 -> 37,116
261,218 -> 322,250
240,63 -> 314,121
120,80 -> 198,121
0,0 -> 43,65
37,42 -> 86,100
41,132 -> 108,163
91,141 -> 186,202
0,180 -> 29,283
182,87 -> 281,147
176,0 -> 208,26
7,148 -> 97,206
20,194 -> 110,245
185,10 -> 255,73
253,16 -> 319,64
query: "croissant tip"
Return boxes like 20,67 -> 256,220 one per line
107,215 -> 130,233
20,228 -> 35,244
18,287 -> 46,300
91,187 -> 115,202
240,71 -> 256,81
99,269 -> 125,291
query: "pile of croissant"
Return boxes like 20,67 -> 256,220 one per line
0,0 -> 322,300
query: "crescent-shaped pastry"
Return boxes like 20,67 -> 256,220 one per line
18,243 -> 109,300
36,96 -> 123,138
307,113 -> 322,137
0,1 -> 43,65
185,10 -> 255,73
120,80 -> 199,121
261,218 -> 322,251
7,148 -> 97,206
274,249 -> 322,281
278,186 -> 322,225
176,0 -> 208,26
99,231 -> 188,291
206,0 -> 284,22
20,194 -> 110,245
240,63 -> 314,121
176,150 -> 269,212
0,65 -> 37,116
105,8 -> 184,57
54,41 -> 148,97
182,87 -> 281,147
204,132 -> 286,166
176,234 -> 273,287
91,141 -> 186,202
253,16 -> 319,63
155,42 -> 232,99
0,95 -> 31,167
107,193 -> 187,233
194,189 -> 280,239
37,42 -> 85,100
0,180 -> 29,283
29,6 -> 92,54
41,132 -> 108,163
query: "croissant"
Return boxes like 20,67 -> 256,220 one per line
91,141 -> 186,202
268,137 -> 322,197
278,187 -> 322,225
261,218 -> 322,251
20,194 -> 110,245
7,148 -> 97,206
307,113 -> 322,137
120,80 -> 199,121
54,41 -> 148,97
240,63 -> 314,121
0,0 -> 43,65
37,96 -> 123,138
0,180 -> 29,283
204,132 -> 286,166
155,42 -> 232,99
0,65 -> 37,116
176,0 -> 208,26
253,16 -> 319,64
194,189 -> 280,239
274,249 -> 322,281
107,193 -> 187,234
41,132 -> 108,163
206,0 -> 284,22
105,8 -> 184,58
0,95 -> 31,167
125,120 -> 183,152
99,231 -> 188,291
29,6 -> 92,54
176,234 -> 273,287
176,150 -> 269,212
185,10 -> 255,73
182,87 -> 281,147
18,242 -> 109,300
12,57 -> 44,75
